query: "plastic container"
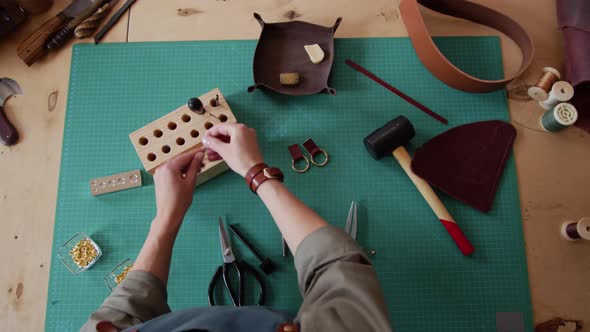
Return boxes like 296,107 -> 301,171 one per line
57,232 -> 102,274
104,259 -> 134,291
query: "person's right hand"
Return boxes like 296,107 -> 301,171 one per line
202,123 -> 264,177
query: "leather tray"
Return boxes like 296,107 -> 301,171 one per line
247,13 -> 341,96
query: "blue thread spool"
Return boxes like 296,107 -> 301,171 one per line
540,103 -> 578,132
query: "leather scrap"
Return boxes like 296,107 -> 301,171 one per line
411,121 -> 516,212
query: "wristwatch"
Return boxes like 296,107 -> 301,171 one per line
245,163 -> 284,194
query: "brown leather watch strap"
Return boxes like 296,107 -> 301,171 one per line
245,163 -> 268,189
251,167 -> 284,193
399,0 -> 534,92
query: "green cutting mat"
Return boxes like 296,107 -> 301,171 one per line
46,37 -> 532,331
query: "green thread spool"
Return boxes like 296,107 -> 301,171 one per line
540,103 -> 578,132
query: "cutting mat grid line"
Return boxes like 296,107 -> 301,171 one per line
46,37 -> 532,331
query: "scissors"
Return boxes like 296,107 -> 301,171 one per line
208,217 -> 265,306
345,201 -> 376,256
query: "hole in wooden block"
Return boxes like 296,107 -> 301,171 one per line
190,130 -> 199,138
210,97 -> 219,107
176,137 -> 185,146
139,137 -> 149,145
117,177 -> 125,184
154,129 -> 163,138
130,174 -> 139,183
181,114 -> 191,123
147,153 -> 157,161
108,179 -> 116,187
204,122 -> 213,130
162,145 -> 171,153
218,114 -> 228,122
91,181 -> 98,187
168,122 -> 177,130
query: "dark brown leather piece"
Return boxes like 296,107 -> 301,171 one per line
411,121 -> 516,212
557,0 -> 590,133
288,144 -> 304,162
247,13 -> 341,96
302,138 -> 321,157
399,0 -> 534,93
245,162 -> 268,191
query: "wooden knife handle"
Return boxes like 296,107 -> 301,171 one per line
0,106 -> 18,146
17,15 -> 68,66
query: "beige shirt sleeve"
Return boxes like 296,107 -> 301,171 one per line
295,225 -> 393,332
81,271 -> 171,332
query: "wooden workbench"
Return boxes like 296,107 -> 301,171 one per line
1,0 -> 588,330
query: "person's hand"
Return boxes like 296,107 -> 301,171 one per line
153,149 -> 205,229
202,123 -> 264,177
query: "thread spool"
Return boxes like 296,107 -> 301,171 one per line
539,81 -> 574,110
528,67 -> 560,101
561,218 -> 590,241
540,103 -> 578,132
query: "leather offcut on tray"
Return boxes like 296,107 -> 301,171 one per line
399,0 -> 534,93
247,13 -> 341,96
557,0 -> 590,133
411,121 -> 516,212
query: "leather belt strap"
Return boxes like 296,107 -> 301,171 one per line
399,0 -> 534,92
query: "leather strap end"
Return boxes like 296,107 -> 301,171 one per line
288,144 -> 304,161
302,138 -> 322,157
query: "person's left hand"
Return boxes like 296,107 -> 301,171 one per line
153,149 -> 205,231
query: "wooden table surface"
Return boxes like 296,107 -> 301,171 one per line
1,0 -> 588,330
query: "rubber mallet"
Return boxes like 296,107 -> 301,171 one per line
363,116 -> 474,255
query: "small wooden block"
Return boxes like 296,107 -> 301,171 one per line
90,170 -> 142,196
129,88 -> 237,186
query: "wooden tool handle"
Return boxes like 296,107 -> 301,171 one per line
0,106 -> 19,146
17,15 -> 68,66
392,146 -> 474,255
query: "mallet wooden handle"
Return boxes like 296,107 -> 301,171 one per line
392,146 -> 474,255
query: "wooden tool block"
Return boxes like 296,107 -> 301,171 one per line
129,88 -> 237,186
90,170 -> 142,196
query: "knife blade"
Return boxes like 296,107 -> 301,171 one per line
17,0 -> 99,66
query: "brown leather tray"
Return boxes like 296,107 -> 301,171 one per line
247,13 -> 341,96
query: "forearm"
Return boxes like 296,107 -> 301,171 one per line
131,215 -> 181,286
256,180 -> 327,253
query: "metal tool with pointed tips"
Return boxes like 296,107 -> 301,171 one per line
345,201 -> 376,256
0,78 -> 23,146
208,217 -> 265,306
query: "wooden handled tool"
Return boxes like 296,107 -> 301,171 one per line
364,116 -> 475,256
74,1 -> 115,38
46,0 -> 107,49
17,0 -> 97,65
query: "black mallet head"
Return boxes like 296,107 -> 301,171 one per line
363,115 -> 415,160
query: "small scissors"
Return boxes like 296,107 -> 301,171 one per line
208,217 -> 265,306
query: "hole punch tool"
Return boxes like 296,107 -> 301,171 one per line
208,217 -> 266,306
345,201 -> 375,256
